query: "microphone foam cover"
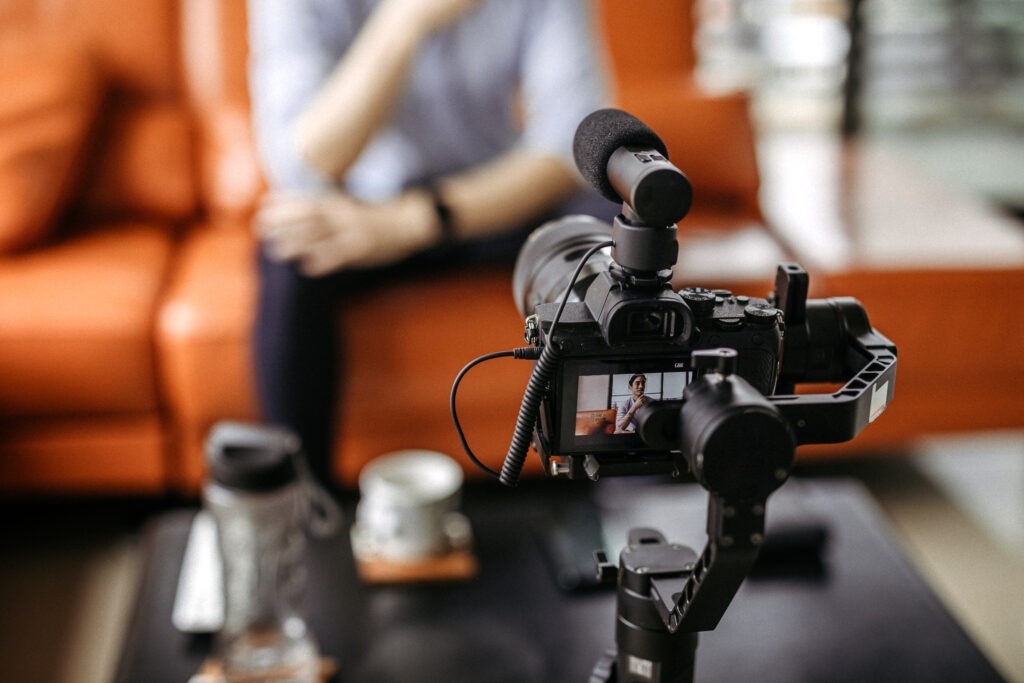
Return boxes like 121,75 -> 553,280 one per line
573,109 -> 669,202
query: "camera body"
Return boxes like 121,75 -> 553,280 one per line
512,196 -> 813,482
528,266 -> 787,478
494,109 -> 894,495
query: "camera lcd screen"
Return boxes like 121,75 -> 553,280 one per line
557,357 -> 691,454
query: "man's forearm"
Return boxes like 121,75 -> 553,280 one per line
294,2 -> 428,179
616,406 -> 632,432
434,149 -> 581,240
255,147 -> 582,276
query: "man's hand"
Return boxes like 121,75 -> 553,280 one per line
628,395 -> 649,416
256,190 -> 439,276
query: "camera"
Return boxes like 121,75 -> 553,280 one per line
497,109 -> 897,494
512,214 -> 787,480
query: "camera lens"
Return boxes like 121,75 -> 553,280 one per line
512,216 -> 614,316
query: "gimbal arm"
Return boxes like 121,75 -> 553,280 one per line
625,351 -> 795,635
769,263 -> 898,445
642,494 -> 768,633
592,495 -> 771,682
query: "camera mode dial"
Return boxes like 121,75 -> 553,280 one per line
680,287 -> 716,317
743,303 -> 780,326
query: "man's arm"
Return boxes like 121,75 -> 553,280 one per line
295,0 -> 482,180
433,149 -> 579,240
256,0 -> 607,276
257,149 -> 578,275
616,398 -> 634,433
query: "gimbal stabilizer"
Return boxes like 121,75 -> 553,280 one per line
574,112 -> 894,682
453,109 -> 897,682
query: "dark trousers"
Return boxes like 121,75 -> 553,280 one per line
253,192 -> 617,485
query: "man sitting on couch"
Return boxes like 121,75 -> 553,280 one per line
247,0 -> 610,483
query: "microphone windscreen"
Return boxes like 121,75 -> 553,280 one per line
573,109 -> 669,202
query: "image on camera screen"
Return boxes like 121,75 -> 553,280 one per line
557,359 -> 690,454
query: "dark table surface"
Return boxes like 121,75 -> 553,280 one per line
114,477 -> 1006,683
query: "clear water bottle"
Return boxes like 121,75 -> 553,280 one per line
204,422 -> 321,683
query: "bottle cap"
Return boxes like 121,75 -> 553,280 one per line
205,422 -> 300,492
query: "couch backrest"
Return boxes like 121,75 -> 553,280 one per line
599,0 -> 697,85
0,0 -> 182,97
0,0 -> 263,231
0,0 -> 197,226
598,0 -> 762,222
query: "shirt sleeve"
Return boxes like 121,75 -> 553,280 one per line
518,0 -> 611,169
615,397 -> 632,430
246,0 -> 357,191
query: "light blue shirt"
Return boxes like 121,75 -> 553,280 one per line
616,395 -> 641,432
247,0 -> 608,200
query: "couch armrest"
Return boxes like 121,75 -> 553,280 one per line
156,220 -> 260,490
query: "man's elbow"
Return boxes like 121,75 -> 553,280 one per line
293,121 -> 348,180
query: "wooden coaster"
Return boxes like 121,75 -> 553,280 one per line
353,547 -> 480,584
189,656 -> 338,683
349,512 -> 479,584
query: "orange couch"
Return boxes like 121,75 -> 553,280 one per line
0,0 -> 769,493
0,0 -> 259,492
575,410 -> 617,437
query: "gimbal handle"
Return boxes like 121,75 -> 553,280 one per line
590,494 -> 771,683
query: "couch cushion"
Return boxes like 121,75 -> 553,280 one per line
335,267 -> 539,485
0,415 -> 167,493
0,39 -> 105,253
0,223 -> 174,416
77,102 -> 199,222
575,409 -> 616,436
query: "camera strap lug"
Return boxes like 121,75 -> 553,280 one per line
524,314 -> 540,345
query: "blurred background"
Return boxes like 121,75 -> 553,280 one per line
697,0 -> 1024,211
1,0 -> 1022,681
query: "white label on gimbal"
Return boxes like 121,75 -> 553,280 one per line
627,655 -> 654,678
869,381 -> 889,422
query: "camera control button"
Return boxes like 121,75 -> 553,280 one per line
744,303 -> 779,326
713,317 -> 744,330
681,288 -> 716,316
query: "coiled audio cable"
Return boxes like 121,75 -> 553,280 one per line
450,240 -> 613,485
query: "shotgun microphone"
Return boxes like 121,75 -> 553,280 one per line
572,108 -> 692,226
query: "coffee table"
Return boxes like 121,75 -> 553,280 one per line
114,477 -> 1006,682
